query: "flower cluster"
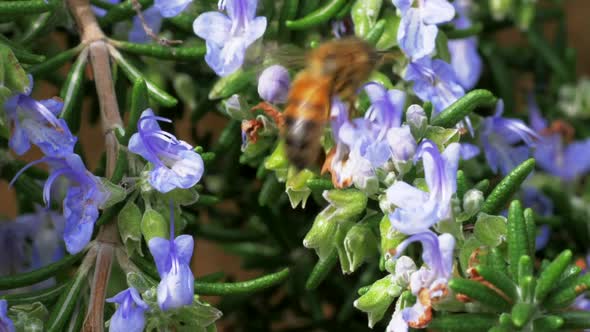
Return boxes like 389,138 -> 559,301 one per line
6,85 -> 109,255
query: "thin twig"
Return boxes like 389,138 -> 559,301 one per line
130,0 -> 183,46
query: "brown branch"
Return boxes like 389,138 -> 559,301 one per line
66,0 -> 124,331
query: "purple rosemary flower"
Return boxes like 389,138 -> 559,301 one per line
327,84 -> 406,189
448,0 -> 482,90
193,0 -> 267,76
5,93 -> 76,158
528,96 -> 590,181
148,202 -> 195,310
0,300 -> 15,332
48,155 -> 109,254
393,0 -> 455,59
385,140 -> 460,234
0,215 -> 37,276
106,287 -> 149,332
128,109 -> 204,193
0,210 -> 64,277
480,100 -> 538,175
258,65 -> 290,104
405,57 -> 465,115
13,154 -> 109,254
387,231 -> 455,331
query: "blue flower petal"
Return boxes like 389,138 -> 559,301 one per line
193,12 -> 232,47
422,0 -> 455,25
148,237 -> 171,276
154,0 -> 192,18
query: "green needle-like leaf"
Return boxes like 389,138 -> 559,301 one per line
111,40 -> 206,61
532,315 -> 564,331
475,266 -> 518,301
481,159 -> 536,215
109,47 -> 178,107
306,250 -> 338,290
28,45 -> 84,76
60,48 -> 88,134
0,253 -> 84,290
545,274 -> 590,309
511,302 -> 536,328
45,267 -> 88,332
560,311 -> 590,330
507,201 -> 529,279
535,249 -> 572,302
449,278 -> 512,311
428,313 -> 498,331
122,78 -> 149,145
430,89 -> 497,128
0,1 -> 54,15
195,268 -> 290,295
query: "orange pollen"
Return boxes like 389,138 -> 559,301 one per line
575,257 -> 587,271
241,119 -> 262,144
408,288 -> 433,328
456,293 -> 473,303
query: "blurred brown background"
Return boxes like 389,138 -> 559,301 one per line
0,0 -> 589,321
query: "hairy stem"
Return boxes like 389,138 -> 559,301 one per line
66,0 -> 124,331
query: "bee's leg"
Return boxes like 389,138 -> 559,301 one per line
249,102 -> 285,129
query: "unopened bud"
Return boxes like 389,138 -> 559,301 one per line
342,222 -> 378,273
258,65 -> 290,104
354,275 -> 401,328
463,189 -> 484,216
118,201 -> 143,257
286,168 -> 314,209
141,208 -> 168,242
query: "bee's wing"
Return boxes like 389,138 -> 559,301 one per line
268,44 -> 308,70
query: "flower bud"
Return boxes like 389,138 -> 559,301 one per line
323,189 -> 368,223
118,201 -> 143,257
303,209 -> 339,261
341,222 -> 378,273
141,208 -> 168,242
406,104 -> 428,138
354,275 -> 401,328
286,168 -> 314,209
463,189 -> 484,217
258,65 -> 290,104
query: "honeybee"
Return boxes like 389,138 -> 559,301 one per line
248,37 -> 394,169
283,37 -> 379,169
